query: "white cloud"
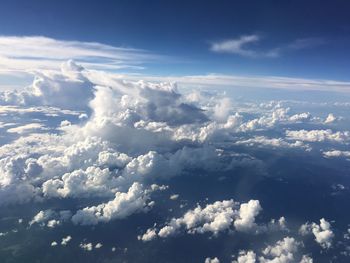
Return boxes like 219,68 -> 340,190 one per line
140,199 -> 285,241
7,123 -> 47,134
205,257 -> 220,263
286,129 -> 350,143
0,36 -> 161,75
47,219 -> 60,228
234,200 -> 262,232
95,243 -> 103,249
232,250 -> 256,263
170,194 -> 179,200
235,136 -> 307,149
61,235 -> 72,246
79,242 -> 93,251
210,35 -> 278,58
260,237 -> 299,263
134,74 -> 350,93
142,199 -> 237,240
324,113 -> 337,124
300,255 -> 313,263
210,35 -> 324,59
232,237 -> 312,263
71,183 -> 154,225
29,209 -> 72,227
299,218 -> 334,249
29,209 -> 55,226
138,228 -> 157,242
51,241 -> 58,247
323,150 -> 350,159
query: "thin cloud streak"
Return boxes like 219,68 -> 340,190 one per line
124,73 -> 350,93
210,34 -> 325,58
0,36 -> 163,74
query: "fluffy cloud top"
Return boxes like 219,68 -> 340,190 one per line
299,218 -> 334,249
232,237 -> 313,263
139,199 -> 287,241
71,183 -> 154,225
286,129 -> 350,143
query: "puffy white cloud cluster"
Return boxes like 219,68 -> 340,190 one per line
260,237 -> 299,263
234,200 -> 262,232
205,257 -> 220,263
323,150 -> 350,159
235,136 -> 307,150
324,113 -> 339,124
29,209 -> 72,227
232,250 -> 257,263
140,200 -> 238,240
286,129 -> 350,143
79,242 -> 93,251
0,60 -> 95,110
61,235 -> 72,246
139,199 -> 286,241
232,237 -> 313,263
299,218 -> 334,249
71,182 -> 156,225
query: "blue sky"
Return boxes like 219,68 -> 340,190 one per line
0,0 -> 350,80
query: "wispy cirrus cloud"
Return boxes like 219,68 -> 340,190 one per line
210,34 -> 279,58
0,36 -> 163,75
210,34 -> 325,58
124,73 -> 350,93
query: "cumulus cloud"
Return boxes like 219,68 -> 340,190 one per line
79,242 -> 93,251
260,237 -> 299,263
235,136 -> 307,149
234,200 -> 262,232
140,199 -> 285,241
51,241 -> 58,247
299,218 -> 334,249
29,209 -> 72,227
232,237 -> 311,263
286,129 -> 350,143
205,257 -> 220,263
138,228 -> 157,242
95,243 -> 103,249
232,250 -> 256,263
140,200 -> 237,240
323,150 -> 350,159
29,209 -> 56,226
71,183 -> 155,225
324,113 -> 337,124
300,255 -> 313,263
61,235 -> 72,246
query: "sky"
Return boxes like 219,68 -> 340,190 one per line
1,0 -> 350,80
1,2 -> 350,263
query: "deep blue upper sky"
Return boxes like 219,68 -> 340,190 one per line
1,0 -> 350,79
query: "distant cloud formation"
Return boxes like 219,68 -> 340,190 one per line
210,34 -> 279,58
0,36 -> 161,75
210,34 -> 324,58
